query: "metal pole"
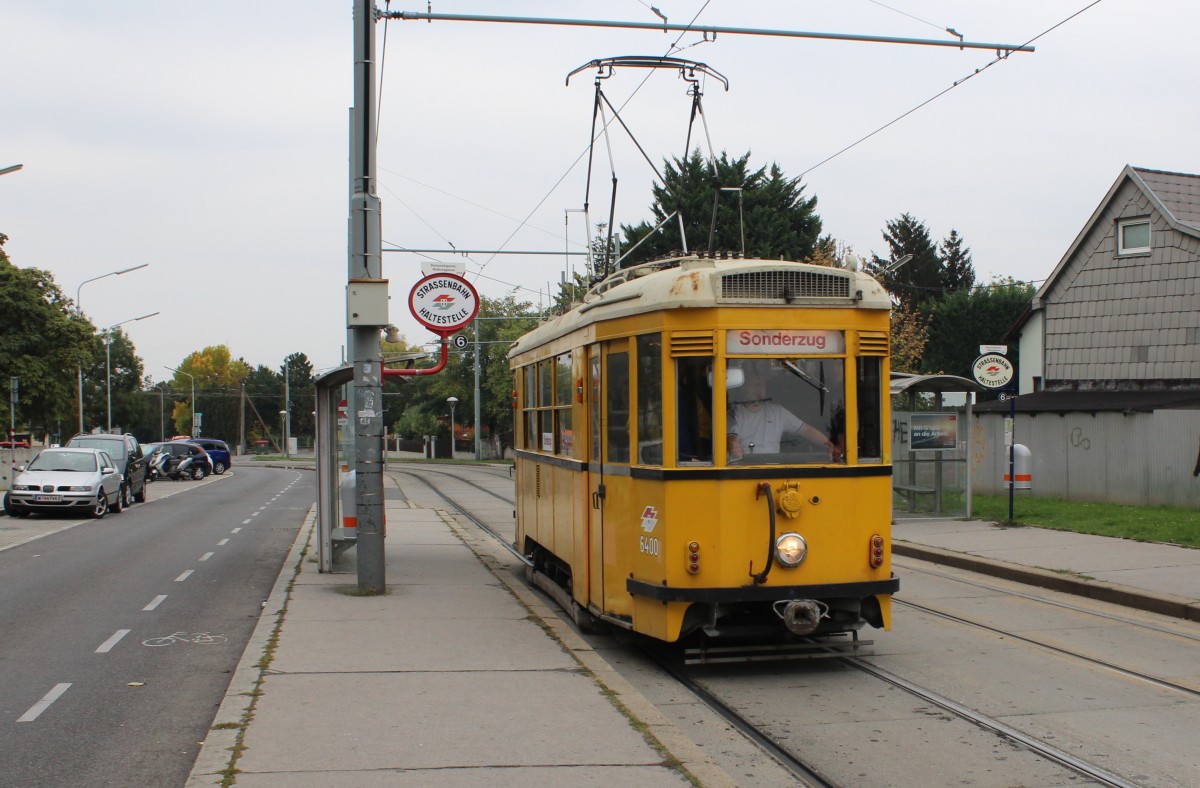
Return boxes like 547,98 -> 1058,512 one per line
105,332 -> 112,432
473,320 -> 482,460
284,364 -> 291,458
350,0 -> 386,593
74,264 -> 149,435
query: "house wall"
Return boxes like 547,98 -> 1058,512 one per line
971,410 -> 1200,508
1039,179 -> 1200,387
1017,310 -> 1043,394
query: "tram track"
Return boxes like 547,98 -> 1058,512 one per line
381,463 -> 1180,787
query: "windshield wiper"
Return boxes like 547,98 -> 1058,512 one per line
783,360 -> 829,394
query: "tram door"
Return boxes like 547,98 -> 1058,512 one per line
586,345 -> 604,605
588,341 -> 631,609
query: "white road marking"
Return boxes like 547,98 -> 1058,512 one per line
199,551 -> 214,561
242,519 -> 252,525
218,538 -> 229,546
18,683 -> 72,722
175,570 -> 194,582
230,528 -> 241,534
143,595 -> 167,611
96,629 -> 131,653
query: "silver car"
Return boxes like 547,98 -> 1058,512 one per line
3,447 -> 124,519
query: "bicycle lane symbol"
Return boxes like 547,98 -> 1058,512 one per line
141,632 -> 228,647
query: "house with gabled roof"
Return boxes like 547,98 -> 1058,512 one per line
973,165 -> 1200,507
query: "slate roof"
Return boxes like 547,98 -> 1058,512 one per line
1035,165 -> 1200,305
1133,167 -> 1200,232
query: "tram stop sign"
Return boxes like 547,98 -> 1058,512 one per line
408,273 -> 479,334
972,353 -> 1014,389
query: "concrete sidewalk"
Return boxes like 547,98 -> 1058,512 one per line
187,502 -> 734,787
187,502 -> 1200,786
893,515 -> 1200,622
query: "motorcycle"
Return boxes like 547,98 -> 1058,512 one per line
148,450 -> 195,481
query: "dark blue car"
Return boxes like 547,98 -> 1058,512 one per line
186,438 -> 232,475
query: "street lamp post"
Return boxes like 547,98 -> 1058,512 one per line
447,397 -> 459,460
103,312 -> 158,433
164,365 -> 195,438
279,410 -> 290,458
76,264 -> 149,434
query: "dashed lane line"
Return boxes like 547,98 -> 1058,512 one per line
18,683 -> 72,722
95,629 -> 130,653
175,570 -> 194,582
143,595 -> 167,611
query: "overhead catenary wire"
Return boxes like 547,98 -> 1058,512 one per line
800,0 -> 1104,178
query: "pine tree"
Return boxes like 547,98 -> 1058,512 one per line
865,213 -> 941,309
939,229 -> 976,294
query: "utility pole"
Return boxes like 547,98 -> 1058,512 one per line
349,0 -> 386,593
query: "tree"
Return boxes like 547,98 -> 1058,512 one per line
0,234 -> 93,440
82,328 -> 146,433
384,291 -> 541,457
167,345 -> 251,440
939,229 -> 976,295
619,150 -> 822,268
281,352 -> 315,445
918,278 -> 1034,379
890,303 -> 930,374
865,213 -> 942,309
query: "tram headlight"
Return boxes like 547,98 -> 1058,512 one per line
775,532 -> 808,568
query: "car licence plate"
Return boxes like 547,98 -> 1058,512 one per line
34,494 -> 62,503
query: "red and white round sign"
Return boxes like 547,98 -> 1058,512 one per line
408,273 -> 479,333
972,353 -> 1014,389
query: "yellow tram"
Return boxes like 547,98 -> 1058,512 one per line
509,252 -> 897,646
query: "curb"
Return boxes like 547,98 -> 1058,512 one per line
185,506 -> 315,786
894,541 -> 1200,623
441,511 -> 739,788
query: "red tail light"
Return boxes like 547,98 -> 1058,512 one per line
687,541 -> 700,574
869,534 -> 885,568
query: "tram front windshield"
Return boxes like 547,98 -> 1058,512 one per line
725,358 -> 845,465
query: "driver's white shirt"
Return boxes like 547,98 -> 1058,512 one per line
729,403 -> 806,454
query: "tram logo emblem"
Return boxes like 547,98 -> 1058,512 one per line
432,294 -> 456,310
640,506 -> 658,533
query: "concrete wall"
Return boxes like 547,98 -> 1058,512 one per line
970,409 -> 1200,508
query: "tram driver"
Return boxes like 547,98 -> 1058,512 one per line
727,369 -> 843,462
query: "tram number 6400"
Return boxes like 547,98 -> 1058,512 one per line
639,536 -> 660,556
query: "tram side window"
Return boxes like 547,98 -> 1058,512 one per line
606,352 -> 630,463
589,349 -> 601,464
636,335 -> 663,465
522,366 -> 536,450
555,351 -> 573,456
676,357 -> 713,464
538,359 -> 554,452
857,356 -> 883,462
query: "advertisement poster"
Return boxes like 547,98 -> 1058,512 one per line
909,413 -> 959,451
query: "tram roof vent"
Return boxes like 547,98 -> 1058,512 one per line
720,269 -> 852,302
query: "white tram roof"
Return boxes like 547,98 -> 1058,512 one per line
509,254 -> 890,358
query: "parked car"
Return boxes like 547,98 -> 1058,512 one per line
158,440 -> 213,479
3,447 -> 123,518
65,433 -> 147,507
188,438 -> 231,474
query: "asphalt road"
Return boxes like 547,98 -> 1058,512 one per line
0,464 -> 311,788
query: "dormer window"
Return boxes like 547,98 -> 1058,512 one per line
1117,218 -> 1151,255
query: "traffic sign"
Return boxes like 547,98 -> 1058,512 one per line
452,334 -> 469,349
972,353 -> 1014,389
408,273 -> 479,333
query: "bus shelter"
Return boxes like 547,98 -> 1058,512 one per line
314,364 -> 354,573
890,373 -> 983,518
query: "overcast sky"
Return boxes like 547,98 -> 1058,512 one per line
4,1 -> 1198,383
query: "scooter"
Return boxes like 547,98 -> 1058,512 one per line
149,451 -> 194,481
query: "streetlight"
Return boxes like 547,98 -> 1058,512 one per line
279,410 -> 290,458
103,312 -> 158,432
447,396 -> 459,460
75,263 -> 149,434
164,365 -> 195,438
